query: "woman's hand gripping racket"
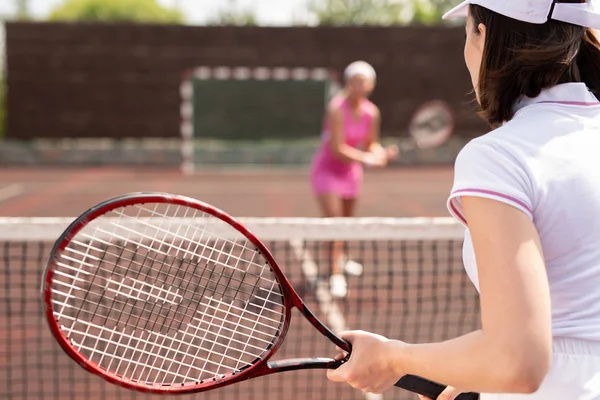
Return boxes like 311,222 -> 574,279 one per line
41,192 -> 478,399
396,100 -> 455,154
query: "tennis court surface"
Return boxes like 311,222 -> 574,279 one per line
0,167 -> 454,218
0,166 -> 480,400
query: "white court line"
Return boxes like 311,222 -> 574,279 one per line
0,184 -> 25,204
288,240 -> 383,400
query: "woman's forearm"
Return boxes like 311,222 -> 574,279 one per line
330,143 -> 372,163
392,330 -> 543,394
368,142 -> 384,153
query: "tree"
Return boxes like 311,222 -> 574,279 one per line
15,0 -> 30,21
48,0 -> 184,24
420,0 -> 460,23
307,0 -> 407,26
411,0 -> 453,25
306,0 -> 456,26
206,0 -> 258,26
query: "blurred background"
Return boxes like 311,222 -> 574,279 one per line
0,0 -> 490,220
0,2 -> 484,400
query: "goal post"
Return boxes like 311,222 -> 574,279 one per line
180,66 -> 340,174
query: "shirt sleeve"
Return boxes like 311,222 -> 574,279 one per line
447,139 -> 534,227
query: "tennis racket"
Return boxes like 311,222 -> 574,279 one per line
397,100 -> 455,153
41,192 -> 479,399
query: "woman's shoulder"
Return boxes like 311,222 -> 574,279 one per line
454,123 -> 534,183
472,110 -> 557,151
457,127 -> 520,163
327,95 -> 346,111
362,99 -> 380,117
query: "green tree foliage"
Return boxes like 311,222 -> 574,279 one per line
15,0 -> 31,21
48,0 -> 184,24
307,0 -> 406,26
411,0 -> 450,25
206,0 -> 258,26
307,0 -> 456,26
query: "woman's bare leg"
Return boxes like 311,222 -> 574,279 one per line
315,193 -> 347,297
340,198 -> 363,276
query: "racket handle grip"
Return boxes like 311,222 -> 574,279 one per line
395,375 -> 480,400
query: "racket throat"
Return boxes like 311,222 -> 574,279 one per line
266,357 -> 343,373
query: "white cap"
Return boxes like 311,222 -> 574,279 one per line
344,61 -> 376,82
443,0 -> 600,29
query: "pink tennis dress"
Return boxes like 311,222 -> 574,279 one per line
310,96 -> 376,199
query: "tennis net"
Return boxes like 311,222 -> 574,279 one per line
0,216 -> 479,400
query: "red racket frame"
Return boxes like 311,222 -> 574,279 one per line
41,192 -> 478,399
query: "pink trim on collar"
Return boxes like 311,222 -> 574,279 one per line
536,100 -> 600,106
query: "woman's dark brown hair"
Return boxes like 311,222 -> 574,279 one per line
471,0 -> 600,127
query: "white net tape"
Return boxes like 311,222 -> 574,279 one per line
0,217 -> 464,242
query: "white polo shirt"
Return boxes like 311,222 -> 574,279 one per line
447,82 -> 600,341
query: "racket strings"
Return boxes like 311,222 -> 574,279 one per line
57,244 -> 278,384
56,210 -> 282,327
53,243 -> 282,344
50,203 -> 286,387
66,235 -> 277,306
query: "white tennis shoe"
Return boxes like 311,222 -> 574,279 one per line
329,273 -> 347,298
343,259 -> 364,276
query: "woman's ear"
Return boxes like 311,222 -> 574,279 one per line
477,23 -> 487,50
478,23 -> 486,37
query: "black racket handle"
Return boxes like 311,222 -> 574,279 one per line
333,354 -> 479,399
396,375 -> 480,400
338,342 -> 479,399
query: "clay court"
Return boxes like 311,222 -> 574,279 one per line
0,166 -> 455,218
